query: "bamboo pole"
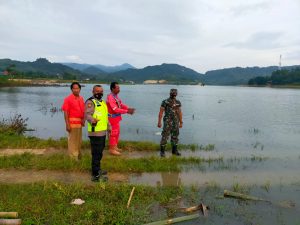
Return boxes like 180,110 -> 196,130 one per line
224,190 -> 269,202
0,213 -> 18,219
127,187 -> 135,208
144,213 -> 199,225
224,190 -> 296,209
0,219 -> 22,225
179,203 -> 209,216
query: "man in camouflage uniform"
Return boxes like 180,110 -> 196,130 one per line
157,89 -> 183,157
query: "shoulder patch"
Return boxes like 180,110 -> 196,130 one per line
88,103 -> 92,108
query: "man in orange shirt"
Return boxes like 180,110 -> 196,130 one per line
62,82 -> 85,160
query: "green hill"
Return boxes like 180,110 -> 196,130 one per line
109,63 -> 203,83
63,62 -> 135,73
0,58 -> 84,80
248,68 -> 300,86
202,66 -> 300,85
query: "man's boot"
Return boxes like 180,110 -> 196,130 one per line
115,146 -> 123,152
172,145 -> 181,156
160,145 -> 166,157
109,146 -> 121,156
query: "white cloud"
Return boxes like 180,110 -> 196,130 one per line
0,0 -> 299,72
224,32 -> 283,50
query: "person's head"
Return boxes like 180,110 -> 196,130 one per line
70,82 -> 81,96
92,85 -> 103,100
170,89 -> 177,99
110,81 -> 120,94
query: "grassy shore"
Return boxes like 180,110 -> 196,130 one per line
0,132 -> 214,151
1,126 -> 299,224
0,152 -> 223,173
0,182 -> 184,225
1,181 -> 299,225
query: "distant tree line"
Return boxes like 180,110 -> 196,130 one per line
248,68 -> 300,86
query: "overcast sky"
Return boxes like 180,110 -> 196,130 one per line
0,0 -> 299,73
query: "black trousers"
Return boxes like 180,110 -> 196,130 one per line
89,136 -> 106,176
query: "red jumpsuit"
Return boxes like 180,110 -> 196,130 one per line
106,93 -> 128,147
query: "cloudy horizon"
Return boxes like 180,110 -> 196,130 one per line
0,0 -> 299,73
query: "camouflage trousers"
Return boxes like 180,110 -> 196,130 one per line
160,118 -> 179,146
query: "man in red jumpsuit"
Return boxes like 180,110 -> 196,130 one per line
106,82 -> 135,155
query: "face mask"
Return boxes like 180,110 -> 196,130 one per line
94,93 -> 103,100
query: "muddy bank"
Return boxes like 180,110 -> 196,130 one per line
0,169 -> 128,184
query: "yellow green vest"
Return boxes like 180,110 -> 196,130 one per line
88,99 -> 108,132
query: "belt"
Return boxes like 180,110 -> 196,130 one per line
69,117 -> 82,124
108,113 -> 121,118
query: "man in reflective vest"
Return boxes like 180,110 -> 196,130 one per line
85,85 -> 109,182
106,82 -> 135,155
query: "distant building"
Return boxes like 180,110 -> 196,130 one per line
158,80 -> 167,84
143,80 -> 158,84
143,79 -> 167,84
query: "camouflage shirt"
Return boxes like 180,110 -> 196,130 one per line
161,98 -> 181,120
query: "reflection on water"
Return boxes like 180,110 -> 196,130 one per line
156,172 -> 181,187
37,103 -> 62,117
1,85 -> 300,156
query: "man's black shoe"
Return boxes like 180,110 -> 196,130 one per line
172,151 -> 181,156
91,175 -> 108,182
99,170 -> 108,176
91,175 -> 100,182
160,145 -> 166,157
172,145 -> 181,156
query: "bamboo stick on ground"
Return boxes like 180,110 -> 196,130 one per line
0,219 -> 22,225
144,213 -> 200,225
224,190 -> 295,208
224,190 -> 269,202
127,187 -> 135,208
0,213 -> 18,219
179,203 -> 209,216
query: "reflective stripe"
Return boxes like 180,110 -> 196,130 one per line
108,113 -> 121,118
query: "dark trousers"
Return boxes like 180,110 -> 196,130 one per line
89,136 -> 106,176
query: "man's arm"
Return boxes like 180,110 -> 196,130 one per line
107,95 -> 128,114
64,111 -> 71,132
178,108 -> 183,128
157,107 -> 165,128
84,100 -> 97,125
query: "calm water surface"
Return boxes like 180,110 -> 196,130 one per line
0,84 -> 299,157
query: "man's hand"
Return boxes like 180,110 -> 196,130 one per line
157,121 -> 162,128
179,122 -> 183,128
66,124 -> 71,132
91,118 -> 98,126
127,108 -> 135,115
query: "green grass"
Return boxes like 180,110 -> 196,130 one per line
0,132 -> 214,152
0,182 -> 183,225
0,153 -> 223,173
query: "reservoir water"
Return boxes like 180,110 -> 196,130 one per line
0,84 -> 299,157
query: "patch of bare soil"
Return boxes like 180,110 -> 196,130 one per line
0,169 -> 128,184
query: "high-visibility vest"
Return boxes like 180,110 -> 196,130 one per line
87,99 -> 108,132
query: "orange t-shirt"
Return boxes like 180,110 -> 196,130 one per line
62,94 -> 85,126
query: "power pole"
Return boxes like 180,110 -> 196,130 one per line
278,54 -> 282,70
